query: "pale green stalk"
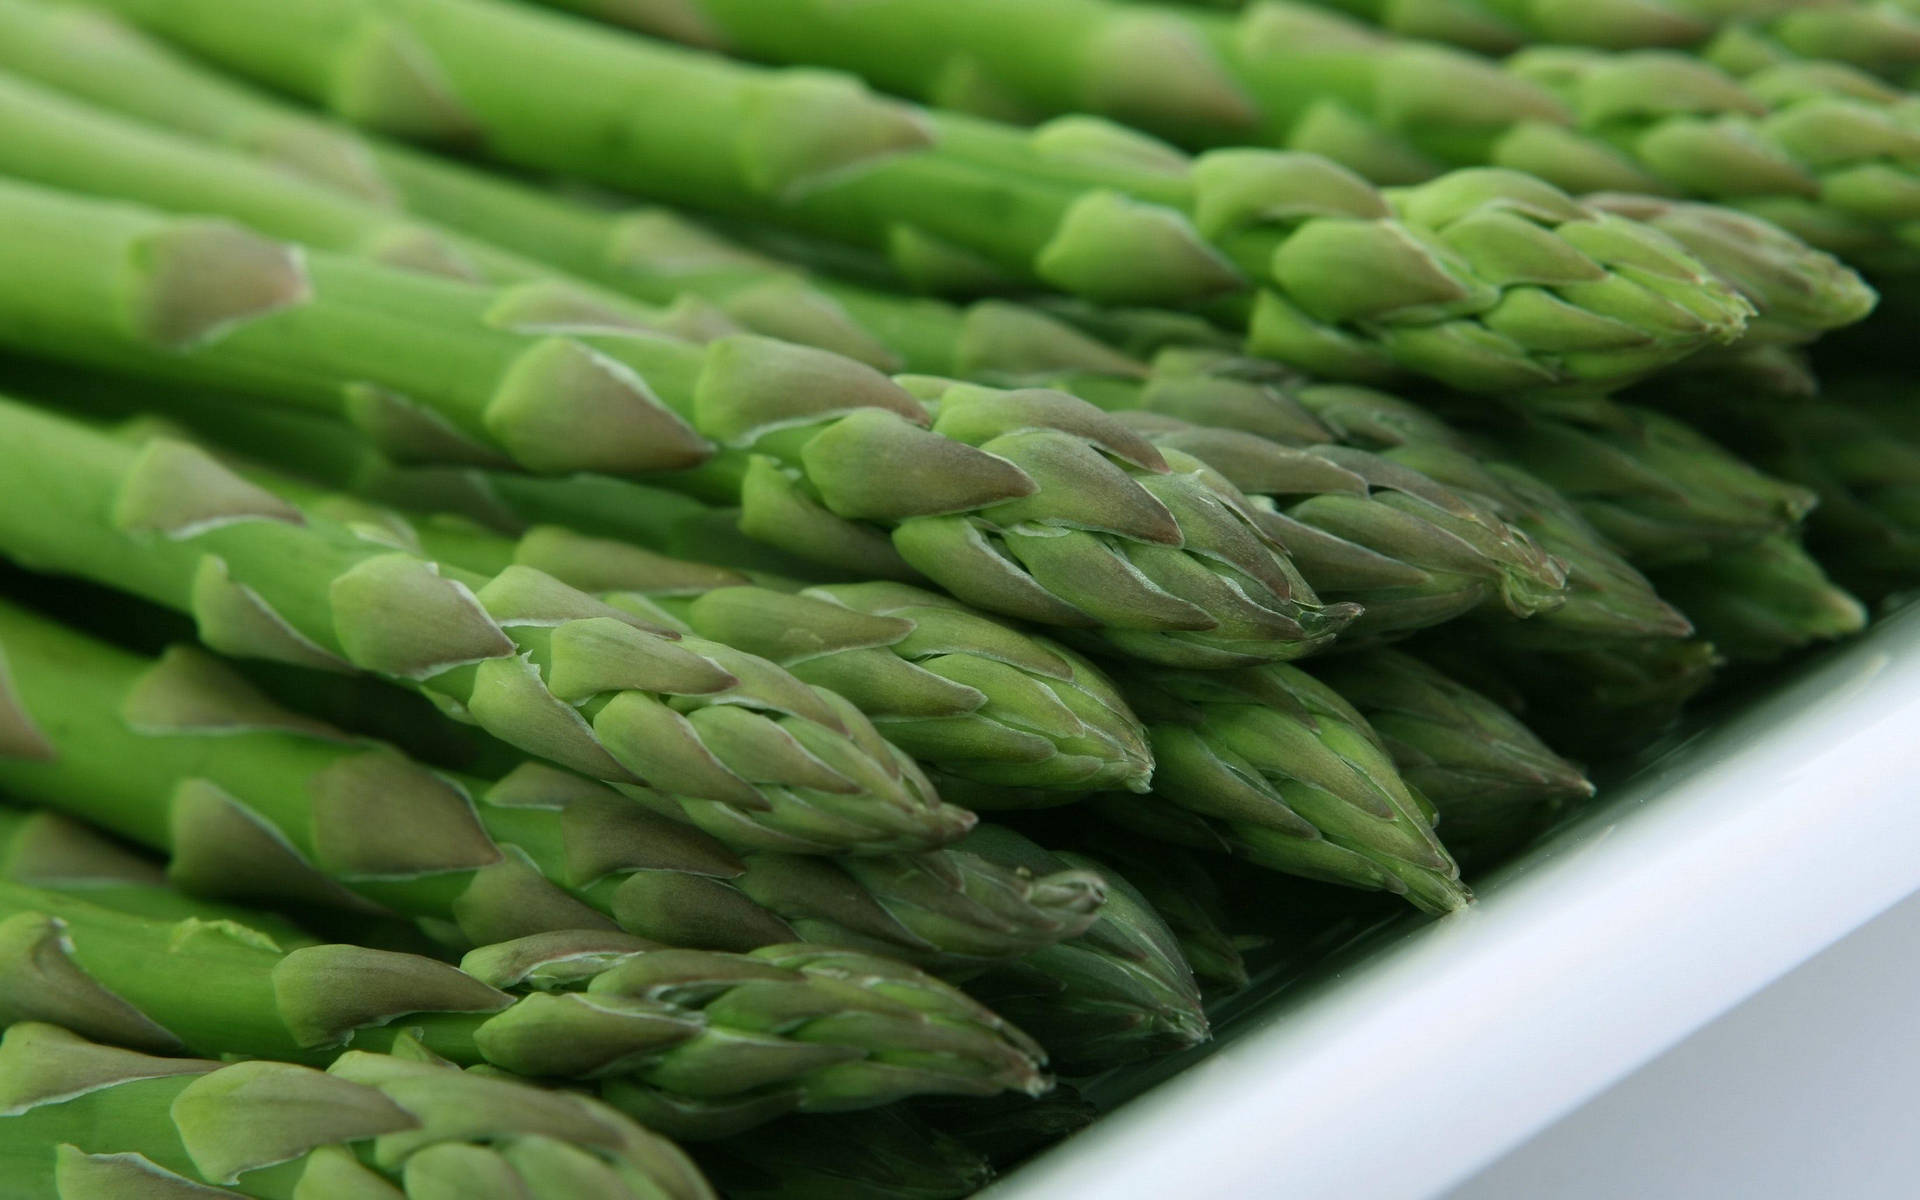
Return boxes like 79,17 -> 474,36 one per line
0,395 -> 965,855
0,596 -> 1104,963
66,0 -> 1754,392
0,885 -> 1052,1137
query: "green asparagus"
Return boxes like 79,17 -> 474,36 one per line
1482,398 -> 1819,568
0,885 -> 1052,1135
1413,627 -> 1721,756
70,0 -> 1755,392
0,807 -> 321,941
1049,827 -> 1258,993
0,596 -> 1105,964
1648,368 -> 1920,599
956,827 -> 1209,1073
1171,0 -> 1920,72
277,498 -> 1154,799
1312,650 -> 1592,866
1290,379 -> 1696,640
0,189 -> 1353,667
532,0 -> 1920,280
1645,533 -> 1868,660
0,395 -> 966,854
1099,663 -> 1469,911
0,3 -> 1165,386
0,1022 -> 716,1200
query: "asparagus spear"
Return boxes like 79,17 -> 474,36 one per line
242,488 -> 1155,799
0,193 -> 1353,670
1648,367 -> 1920,600
1645,533 -> 1867,661
1048,827 -> 1259,994
1483,397 -> 1820,568
1312,650 -> 1593,867
1287,379 -> 1696,639
0,596 -> 1105,964
0,395 -> 967,854
0,5 -> 1161,385
1099,663 -> 1470,912
956,827 -> 1210,1073
0,885 -> 1052,1134
1413,626 -> 1721,757
0,807 -> 321,941
42,371 -> 1161,797
533,0 -> 1920,281
1164,0 -> 1920,76
69,0 -> 1755,392
38,293 -> 1577,649
0,65 -> 743,341
1116,415 -> 1571,636
0,1023 -> 717,1200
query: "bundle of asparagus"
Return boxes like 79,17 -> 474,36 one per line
0,0 -> 1910,1194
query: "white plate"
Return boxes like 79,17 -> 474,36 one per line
987,602 -> 1920,1200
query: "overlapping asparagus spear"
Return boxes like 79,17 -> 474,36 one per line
0,7 -> 1154,384
0,189 -> 1353,667
529,0 -> 1920,277
0,395 -> 968,853
66,0 -> 1756,392
0,884 -> 1052,1135
0,1023 -> 718,1200
955,827 -> 1210,1073
1098,662 -> 1470,911
0,807 -> 321,941
1160,0 -> 1920,82
1313,650 -> 1593,866
0,596 -> 1105,965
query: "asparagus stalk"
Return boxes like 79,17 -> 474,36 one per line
40,290 -> 1579,649
54,389 -> 1157,795
0,65 -> 742,341
1648,367 -> 1920,600
1166,0 -> 1920,74
1116,415 -> 1572,637
0,4 -> 1162,386
70,0 -> 1755,392
1289,380 -> 1697,640
1049,827 -> 1259,993
248,489 -> 1155,799
0,198 -> 1354,670
1413,626 -> 1721,757
1098,663 -> 1470,912
0,596 -> 1105,964
1482,397 -> 1820,568
0,807 -> 320,941
1312,650 -> 1593,866
0,1023 -> 717,1200
535,0 -> 1919,282
0,396 -> 967,855
956,827 -> 1210,1073
1645,533 -> 1868,661
0,885 -> 1052,1134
